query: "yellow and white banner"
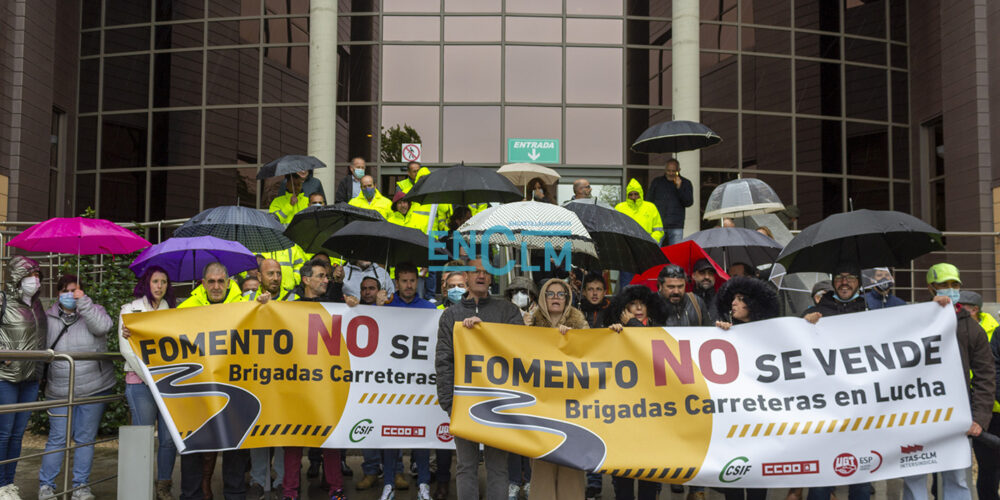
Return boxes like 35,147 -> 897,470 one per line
451,303 -> 974,487
124,302 -> 451,453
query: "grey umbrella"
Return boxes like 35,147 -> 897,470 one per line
256,154 -> 326,179
682,227 -> 784,269
174,205 -> 293,253
703,178 -> 785,220
630,120 -> 722,154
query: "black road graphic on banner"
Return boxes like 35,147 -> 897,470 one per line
149,363 -> 261,452
453,386 -> 606,471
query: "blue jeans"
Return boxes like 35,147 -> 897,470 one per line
807,483 -> 872,500
903,470 -> 970,500
0,380 -> 38,486
664,228 -> 684,246
125,382 -> 177,481
383,450 -> 430,486
361,449 -> 405,477
39,389 -> 111,488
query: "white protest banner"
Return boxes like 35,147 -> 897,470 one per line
451,303 -> 974,486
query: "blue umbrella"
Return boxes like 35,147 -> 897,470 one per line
129,236 -> 258,281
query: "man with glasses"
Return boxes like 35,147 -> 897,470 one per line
901,263 -> 995,500
803,265 -> 868,324
436,259 -> 524,500
647,158 -> 693,245
562,179 -> 593,205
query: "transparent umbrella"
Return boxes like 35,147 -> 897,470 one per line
703,178 -> 785,220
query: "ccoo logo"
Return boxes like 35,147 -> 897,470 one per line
349,418 -> 375,443
719,456 -> 752,483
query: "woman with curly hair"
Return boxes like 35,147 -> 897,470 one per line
713,276 -> 779,500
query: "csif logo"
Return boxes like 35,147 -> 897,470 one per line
719,456 -> 752,483
349,418 -> 375,443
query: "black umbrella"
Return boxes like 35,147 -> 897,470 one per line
775,209 -> 944,274
562,203 -> 668,273
402,164 -> 523,205
682,227 -> 783,269
630,120 -> 722,154
284,203 -> 385,253
256,154 -> 326,180
323,221 -> 432,267
174,205 -> 293,253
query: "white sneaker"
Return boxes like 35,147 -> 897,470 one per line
508,482 -> 520,500
37,485 -> 55,500
523,482 -> 531,498
71,487 -> 95,500
379,484 -> 395,500
418,483 -> 432,500
0,484 -> 21,500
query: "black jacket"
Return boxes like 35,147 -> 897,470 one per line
647,175 -> 694,229
661,293 -> 713,327
435,295 -> 524,414
579,297 -> 610,328
334,174 -> 358,204
802,292 -> 867,317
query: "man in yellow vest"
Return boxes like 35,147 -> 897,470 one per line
258,244 -> 308,295
269,173 -> 309,225
961,290 -> 1000,500
395,161 -> 423,194
349,175 -> 392,219
615,178 -> 664,289
177,262 -> 249,500
389,191 -> 429,233
959,290 -> 1000,339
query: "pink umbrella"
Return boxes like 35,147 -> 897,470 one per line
7,217 -> 151,255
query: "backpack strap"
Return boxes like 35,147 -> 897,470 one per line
687,292 -> 703,326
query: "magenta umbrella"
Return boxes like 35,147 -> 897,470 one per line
7,217 -> 151,255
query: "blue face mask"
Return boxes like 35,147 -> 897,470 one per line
59,292 -> 77,310
354,168 -> 365,179
447,287 -> 467,303
363,187 -> 376,199
936,288 -> 960,304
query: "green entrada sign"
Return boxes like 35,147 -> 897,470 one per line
507,138 -> 560,164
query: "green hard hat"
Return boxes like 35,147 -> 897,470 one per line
926,263 -> 962,285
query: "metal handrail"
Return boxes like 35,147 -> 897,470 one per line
0,350 -> 125,499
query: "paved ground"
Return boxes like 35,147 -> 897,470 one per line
4,434 -> 945,500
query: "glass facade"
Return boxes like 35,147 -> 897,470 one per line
76,0 -> 908,230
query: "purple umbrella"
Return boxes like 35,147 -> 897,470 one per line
129,236 -> 257,282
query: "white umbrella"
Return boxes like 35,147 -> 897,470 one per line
498,163 -> 561,198
458,201 -> 597,259
703,178 -> 785,220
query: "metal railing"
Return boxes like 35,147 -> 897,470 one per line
0,350 -> 124,499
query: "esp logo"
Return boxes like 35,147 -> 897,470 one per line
833,453 -> 858,477
350,419 -> 375,443
719,457 -> 752,483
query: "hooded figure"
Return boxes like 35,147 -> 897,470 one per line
0,256 -> 46,383
615,179 -> 664,244
714,276 -> 780,324
603,284 -> 667,328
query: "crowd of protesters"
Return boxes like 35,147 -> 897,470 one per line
0,158 -> 995,500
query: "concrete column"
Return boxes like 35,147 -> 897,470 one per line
308,0 -> 338,200
672,0 -> 701,236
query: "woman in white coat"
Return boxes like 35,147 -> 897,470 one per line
119,266 -> 176,500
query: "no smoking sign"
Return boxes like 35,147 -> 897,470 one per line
401,143 -> 421,162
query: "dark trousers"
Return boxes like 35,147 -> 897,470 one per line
721,488 -> 768,500
974,416 -> 1000,500
180,450 -> 250,500
436,449 -> 452,484
613,477 -> 661,500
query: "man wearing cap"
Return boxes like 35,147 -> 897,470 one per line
811,280 -> 833,305
901,263 -> 995,500
863,267 -> 906,310
690,259 -> 720,321
958,290 -> 999,340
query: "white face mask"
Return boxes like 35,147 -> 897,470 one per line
511,291 -> 530,309
20,276 -> 40,298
